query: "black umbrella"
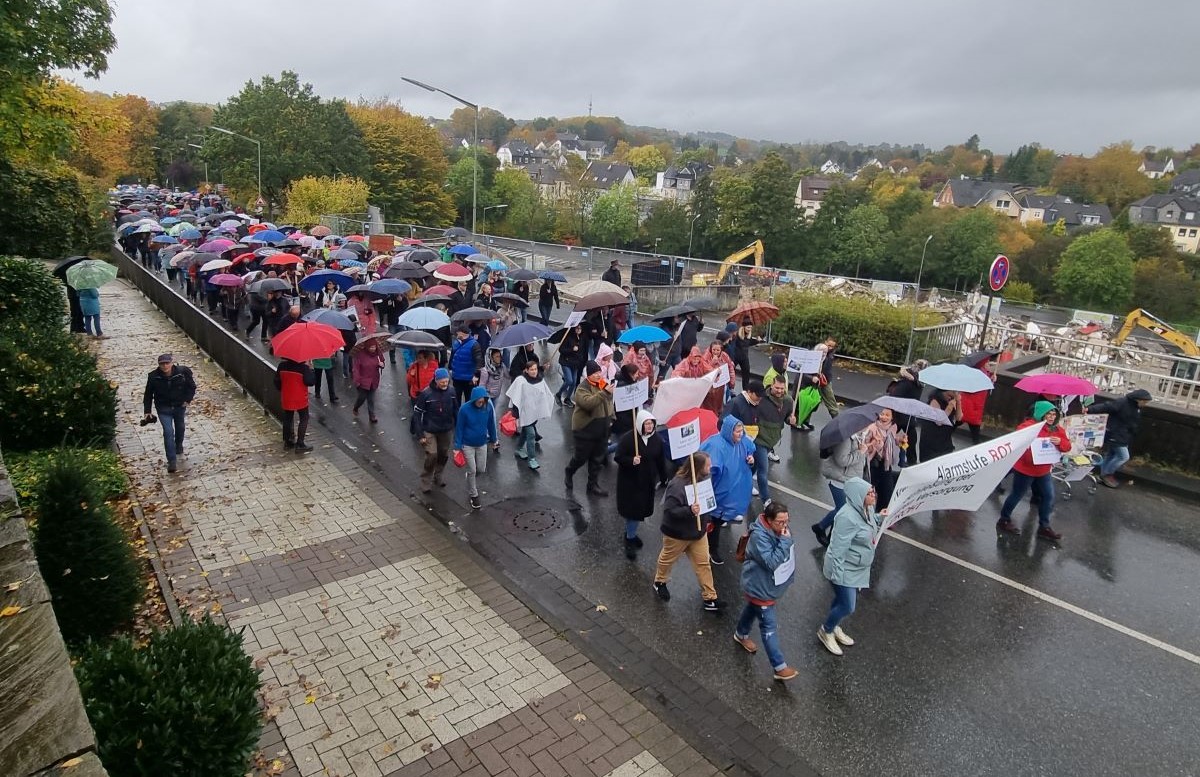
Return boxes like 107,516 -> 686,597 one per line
384,261 -> 430,280
189,251 -> 221,267
249,278 -> 291,294
409,295 -> 451,309
681,296 -> 721,312
493,292 -> 528,308
652,304 -> 692,321
406,248 -> 439,265
53,255 -> 90,274
508,268 -> 538,281
340,241 -> 368,256
444,226 -> 472,240
389,330 -> 447,350
451,306 -> 498,324
960,349 -> 999,368
818,404 -> 883,449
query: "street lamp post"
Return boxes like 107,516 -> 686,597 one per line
186,143 -> 208,185
687,213 -> 701,257
402,77 -> 479,236
209,126 -> 262,208
482,204 -> 508,240
905,234 -> 935,364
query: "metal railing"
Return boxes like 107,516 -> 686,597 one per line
987,322 -> 1200,379
1046,354 -> 1200,409
908,321 -> 970,364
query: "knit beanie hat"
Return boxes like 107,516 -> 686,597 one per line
434,368 -> 450,381
585,360 -> 602,376
1032,400 -> 1055,420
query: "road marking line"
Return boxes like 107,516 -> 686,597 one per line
768,480 -> 1200,667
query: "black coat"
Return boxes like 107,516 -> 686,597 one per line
660,477 -> 704,541
1089,391 -> 1149,446
615,430 -> 666,520
560,329 -> 589,368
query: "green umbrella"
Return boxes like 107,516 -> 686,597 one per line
65,260 -> 118,290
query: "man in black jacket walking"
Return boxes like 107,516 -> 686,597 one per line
415,368 -> 459,493
142,354 -> 197,473
1087,388 -> 1151,488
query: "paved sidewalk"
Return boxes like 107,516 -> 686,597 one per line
94,278 -> 725,777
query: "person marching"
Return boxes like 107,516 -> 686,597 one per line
506,357 -> 555,470
414,368 -> 459,493
733,501 -> 799,681
1086,388 -> 1151,488
142,353 -> 197,473
995,401 -> 1071,540
652,452 -> 724,613
453,386 -> 498,510
565,360 -> 616,496
818,478 -> 881,656
699,415 -> 756,565
615,409 -> 667,559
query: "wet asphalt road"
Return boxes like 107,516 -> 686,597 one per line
185,291 -> 1200,777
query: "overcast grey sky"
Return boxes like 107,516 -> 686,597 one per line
68,0 -> 1200,155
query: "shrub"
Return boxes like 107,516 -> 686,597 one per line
31,451 -> 140,644
75,617 -> 263,777
0,156 -> 109,258
1003,280 -> 1037,304
0,327 -> 117,451
7,447 -> 127,516
772,288 -> 944,364
0,255 -> 66,332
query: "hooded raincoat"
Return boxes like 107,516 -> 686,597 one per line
822,478 -> 881,589
699,415 -> 755,522
615,409 -> 667,520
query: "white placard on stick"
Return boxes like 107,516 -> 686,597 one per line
712,363 -> 730,388
668,418 -> 702,458
684,478 -> 718,515
614,378 -> 650,412
786,347 -> 823,374
1030,437 -> 1062,466
563,310 -> 586,330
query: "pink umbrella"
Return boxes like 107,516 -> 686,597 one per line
199,238 -> 236,253
208,273 -> 245,287
1014,373 -> 1098,396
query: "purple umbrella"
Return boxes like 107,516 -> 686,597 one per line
198,238 -> 236,253
208,273 -> 245,287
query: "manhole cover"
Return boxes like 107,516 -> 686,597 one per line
509,509 -> 565,534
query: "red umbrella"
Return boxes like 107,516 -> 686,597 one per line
665,407 -> 719,441
230,251 -> 257,266
423,284 -> 459,297
262,254 -> 302,267
727,301 -> 780,326
433,263 -> 472,282
271,322 -> 345,362
401,238 -> 424,245
345,234 -> 366,243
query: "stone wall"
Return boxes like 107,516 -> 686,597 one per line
0,450 -> 109,777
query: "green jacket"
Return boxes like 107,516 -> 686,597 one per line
822,478 -> 881,589
571,379 -> 614,439
755,390 -> 789,450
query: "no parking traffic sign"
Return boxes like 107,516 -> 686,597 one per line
989,254 -> 1010,292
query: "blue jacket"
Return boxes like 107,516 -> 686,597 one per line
454,387 -> 497,448
740,516 -> 795,603
450,336 -> 482,381
699,414 -> 755,522
823,478 -> 881,589
78,287 -> 101,316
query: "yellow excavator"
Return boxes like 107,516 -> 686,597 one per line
691,240 -> 765,286
1112,308 -> 1200,379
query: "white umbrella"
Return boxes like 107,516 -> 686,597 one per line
567,279 -> 626,299
919,363 -> 995,393
200,258 -> 232,272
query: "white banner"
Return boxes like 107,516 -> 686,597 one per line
651,369 -> 718,422
786,347 -> 823,374
668,418 -> 702,458
614,378 -> 650,412
684,478 -> 718,515
876,423 -> 1044,543
563,310 -> 586,330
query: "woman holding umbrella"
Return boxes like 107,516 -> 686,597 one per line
351,338 -> 386,423
316,280 -> 345,310
615,409 -> 667,559
538,278 -> 560,325
920,388 -> 962,462
557,323 -> 589,407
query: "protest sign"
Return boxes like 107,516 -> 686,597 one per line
684,478 -> 718,515
614,378 -> 649,412
668,417 -> 702,458
712,363 -> 731,388
773,546 -> 796,585
786,347 -> 823,374
563,310 -> 586,330
1031,437 -> 1063,466
1062,413 -> 1106,451
876,423 -> 1043,543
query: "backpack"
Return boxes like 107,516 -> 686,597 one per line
735,526 -> 752,563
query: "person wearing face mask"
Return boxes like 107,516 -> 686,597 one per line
818,478 -> 882,656
699,415 -> 756,565
995,401 -> 1071,540
615,410 -> 667,559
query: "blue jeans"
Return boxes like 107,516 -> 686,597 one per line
736,603 -> 787,670
558,364 -> 578,401
518,423 -> 538,459
822,583 -> 857,633
156,404 -> 187,464
624,518 -> 641,539
817,482 -> 846,531
753,444 -> 770,502
1000,471 -> 1055,527
539,302 -> 552,326
1100,444 -> 1130,476
83,314 -> 102,335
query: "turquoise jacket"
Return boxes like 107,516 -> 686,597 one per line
822,478 -> 881,589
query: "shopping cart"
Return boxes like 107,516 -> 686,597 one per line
1052,414 -> 1107,499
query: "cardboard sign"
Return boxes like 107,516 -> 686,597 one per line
684,478 -> 718,515
877,423 -> 1044,543
668,418 -> 702,458
1031,437 -> 1062,466
786,347 -> 823,374
773,546 -> 796,585
712,363 -> 730,388
1062,413 -> 1106,451
563,310 -> 586,330
614,378 -> 649,412
368,233 -> 396,252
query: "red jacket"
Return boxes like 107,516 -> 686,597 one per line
406,360 -> 438,400
1012,418 -> 1071,477
959,367 -> 992,425
275,360 -> 315,411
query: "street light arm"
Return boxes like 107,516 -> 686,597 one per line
400,77 -> 477,109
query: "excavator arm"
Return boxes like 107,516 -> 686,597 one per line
713,240 -> 764,284
1114,308 -> 1200,356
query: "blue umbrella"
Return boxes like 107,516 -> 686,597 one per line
160,216 -> 181,226
179,228 -> 202,240
119,223 -> 138,235
489,322 -> 552,349
338,259 -> 366,270
919,363 -> 995,393
485,260 -> 508,272
398,307 -> 451,330
539,270 -> 567,282
298,269 -> 355,292
301,308 -> 356,331
150,234 -> 179,245
618,325 -> 671,344
369,279 -> 412,295
449,244 -> 479,256
245,229 -> 286,244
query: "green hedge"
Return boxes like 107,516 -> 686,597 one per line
0,325 -> 117,451
0,255 -> 66,332
76,617 -> 263,777
31,451 -> 140,645
7,447 -> 127,517
772,288 -> 944,364
0,157 -> 109,258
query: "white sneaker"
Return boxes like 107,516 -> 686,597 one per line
752,485 -> 759,496
833,626 -> 855,647
817,627 -> 844,656
768,451 -> 781,463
